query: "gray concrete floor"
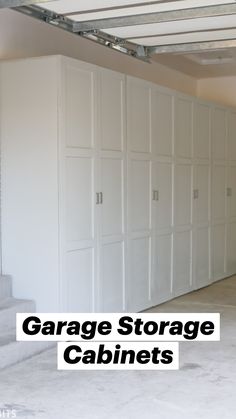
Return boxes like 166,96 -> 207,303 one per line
1,277 -> 236,419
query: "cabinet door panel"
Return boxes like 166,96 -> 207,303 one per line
101,158 -> 124,237
193,165 -> 209,224
228,111 -> 236,161
100,72 -> 124,152
66,157 -> 94,242
65,65 -> 94,149
127,79 -> 151,153
66,249 -> 94,312
212,108 -> 226,160
152,234 -> 172,302
195,227 -> 210,289
128,237 -> 150,311
175,97 -> 192,158
100,242 -> 124,312
153,162 -> 172,229
129,160 -> 151,232
173,231 -> 191,294
212,165 -> 226,221
227,223 -> 236,275
212,224 -> 226,280
174,164 -> 192,226
194,103 -> 210,159
227,166 -> 236,218
152,90 -> 173,157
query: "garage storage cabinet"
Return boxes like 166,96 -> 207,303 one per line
1,55 -> 236,312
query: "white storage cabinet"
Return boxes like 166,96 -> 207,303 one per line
1,55 -> 236,313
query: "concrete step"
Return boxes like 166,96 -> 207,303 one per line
0,297 -> 35,333
0,328 -> 53,370
0,275 -> 12,300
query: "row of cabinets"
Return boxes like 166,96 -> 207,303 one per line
2,56 -> 236,313
64,62 -> 236,313
67,64 -> 236,162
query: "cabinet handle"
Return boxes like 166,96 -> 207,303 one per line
152,190 -> 159,201
227,188 -> 232,197
96,193 -> 100,205
100,192 -> 103,204
193,189 -> 199,200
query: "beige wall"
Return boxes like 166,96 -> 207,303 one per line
0,9 -> 197,96
198,76 -> 236,108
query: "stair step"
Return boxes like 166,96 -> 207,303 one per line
0,328 -> 53,369
0,298 -> 35,333
0,276 -> 12,300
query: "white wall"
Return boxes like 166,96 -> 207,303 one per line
198,76 -> 236,108
0,9 -> 197,96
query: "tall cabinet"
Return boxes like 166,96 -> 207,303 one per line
1,55 -> 236,313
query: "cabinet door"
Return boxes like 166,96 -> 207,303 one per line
152,234 -> 172,304
173,231 -> 192,295
175,97 -> 192,158
99,157 -> 125,312
212,165 -> 226,222
100,70 -> 125,152
174,164 -> 192,227
152,162 -> 173,231
128,236 -> 151,312
212,108 -> 226,161
63,61 -> 98,312
129,159 -> 151,233
64,63 -> 96,149
228,111 -> 236,162
98,70 -> 126,312
193,165 -> 210,225
194,227 -> 210,289
227,222 -> 236,275
152,89 -> 173,157
194,103 -> 210,159
212,224 -> 226,280
65,156 -> 97,312
127,77 -> 151,153
227,166 -> 236,219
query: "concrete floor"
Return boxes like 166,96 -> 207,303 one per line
1,277 -> 236,419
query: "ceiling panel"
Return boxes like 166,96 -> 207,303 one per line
133,28 -> 236,46
104,15 -> 236,39
36,0 -> 166,14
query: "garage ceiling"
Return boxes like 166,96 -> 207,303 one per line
3,0 -> 236,63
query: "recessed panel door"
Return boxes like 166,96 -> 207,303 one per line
212,224 -> 226,280
212,108 -> 226,161
152,90 -> 173,157
212,165 -> 226,222
175,97 -> 192,159
228,111 -> 236,162
194,227 -> 210,289
100,70 -> 124,152
128,237 -> 151,312
152,234 -> 172,304
99,158 -> 125,312
174,164 -> 192,227
193,165 -> 210,225
227,166 -> 236,219
127,77 -> 151,153
227,222 -> 236,275
152,162 -> 172,230
129,159 -> 151,232
65,64 -> 95,149
194,103 -> 210,159
173,231 -> 192,295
